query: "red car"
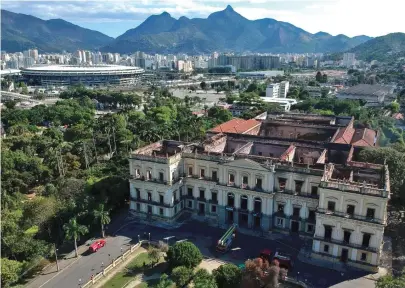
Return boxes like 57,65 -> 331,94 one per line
273,251 -> 293,270
89,239 -> 106,253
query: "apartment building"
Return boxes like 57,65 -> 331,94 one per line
265,83 -> 280,98
128,113 -> 389,272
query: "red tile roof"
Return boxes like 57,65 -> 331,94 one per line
210,118 -> 261,134
280,144 -> 295,161
392,113 -> 404,120
351,128 -> 377,147
332,126 -> 355,144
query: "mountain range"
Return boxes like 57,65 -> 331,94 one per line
349,32 -> 405,62
0,6 -> 390,55
101,5 -> 372,54
1,10 -> 113,53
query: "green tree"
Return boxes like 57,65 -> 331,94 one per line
376,272 -> 405,288
63,217 -> 88,257
156,274 -> 173,288
194,268 -> 218,288
322,73 -> 328,83
213,264 -> 242,288
386,102 -> 400,113
315,71 -> 322,82
171,266 -> 193,287
358,147 -> 405,202
148,247 -> 161,267
1,258 -> 25,287
93,204 -> 111,238
200,81 -> 207,91
166,241 -> 203,268
208,107 -> 232,124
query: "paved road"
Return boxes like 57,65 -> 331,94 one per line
38,215 -> 369,288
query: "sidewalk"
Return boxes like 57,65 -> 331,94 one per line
25,244 -> 89,288
92,246 -> 148,288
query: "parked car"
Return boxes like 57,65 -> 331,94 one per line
89,239 -> 106,253
273,251 -> 293,270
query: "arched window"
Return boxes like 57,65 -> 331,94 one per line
240,195 -> 248,210
227,193 -> 235,207
254,197 -> 262,213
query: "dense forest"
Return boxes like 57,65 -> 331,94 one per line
0,87 -> 233,287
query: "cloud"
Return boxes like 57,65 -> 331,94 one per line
1,0 -> 404,37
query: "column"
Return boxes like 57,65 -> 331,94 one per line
234,209 -> 239,225
350,249 -> 357,261
332,245 -> 339,257
248,213 -> 253,228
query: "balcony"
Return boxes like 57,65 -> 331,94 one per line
319,180 -> 388,198
252,210 -> 262,217
209,199 -> 218,204
238,207 -> 249,214
225,205 -> 235,211
274,210 -> 287,218
307,217 -> 316,224
130,175 -> 168,185
182,194 -> 195,200
314,236 -> 378,253
130,196 -> 172,208
317,208 -> 385,225
279,189 -> 319,199
197,197 -> 207,202
291,214 -> 301,221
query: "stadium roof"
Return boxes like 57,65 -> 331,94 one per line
22,65 -> 142,72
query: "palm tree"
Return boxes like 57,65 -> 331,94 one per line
93,204 -> 111,238
63,217 -> 89,257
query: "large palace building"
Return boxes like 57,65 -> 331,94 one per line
20,65 -> 144,86
128,113 -> 390,272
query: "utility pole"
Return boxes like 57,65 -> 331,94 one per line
54,244 -> 60,272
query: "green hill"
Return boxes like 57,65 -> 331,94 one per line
1,10 -> 113,53
350,33 -> 405,62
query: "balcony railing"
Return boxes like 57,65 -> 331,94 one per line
209,199 -> 218,204
130,196 -> 172,208
131,175 -> 183,186
278,189 -> 319,199
197,197 -> 207,202
319,180 -> 388,198
317,208 -> 385,225
314,236 -> 378,253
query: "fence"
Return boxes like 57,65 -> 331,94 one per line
81,240 -> 152,288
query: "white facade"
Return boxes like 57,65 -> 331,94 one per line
128,133 -> 389,272
266,83 -> 280,98
343,53 -> 356,68
279,81 -> 290,98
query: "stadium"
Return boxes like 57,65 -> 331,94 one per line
20,65 -> 145,86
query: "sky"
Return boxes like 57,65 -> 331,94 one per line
2,0 -> 404,38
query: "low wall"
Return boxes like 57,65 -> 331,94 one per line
81,240 -> 154,288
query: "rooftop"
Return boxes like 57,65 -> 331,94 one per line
339,84 -> 395,96
21,65 -> 144,72
209,118 -> 261,134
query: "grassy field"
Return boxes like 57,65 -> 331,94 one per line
103,251 -> 168,288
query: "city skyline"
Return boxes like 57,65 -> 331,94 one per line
2,0 -> 403,38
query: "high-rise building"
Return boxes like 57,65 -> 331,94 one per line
343,53 -> 356,68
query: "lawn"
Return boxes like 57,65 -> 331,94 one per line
103,251 -> 168,288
